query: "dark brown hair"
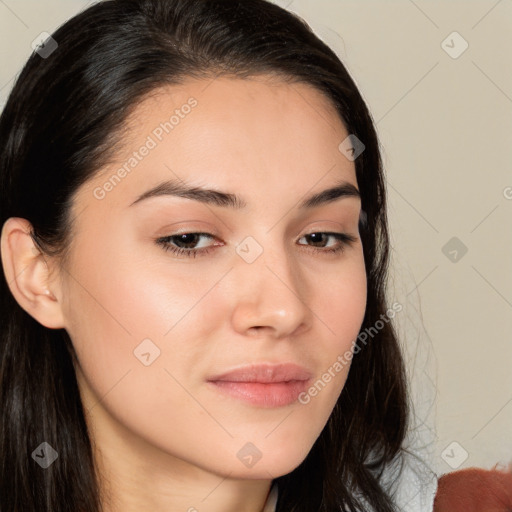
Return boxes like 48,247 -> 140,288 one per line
0,1 -> 410,510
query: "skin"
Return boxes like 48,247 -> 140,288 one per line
1,75 -> 367,512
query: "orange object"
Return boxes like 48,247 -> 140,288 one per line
433,466 -> 512,512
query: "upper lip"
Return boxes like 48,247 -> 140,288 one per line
207,363 -> 313,383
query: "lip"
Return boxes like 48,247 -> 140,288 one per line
207,363 -> 313,383
207,363 -> 313,408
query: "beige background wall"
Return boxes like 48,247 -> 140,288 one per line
1,0 -> 510,476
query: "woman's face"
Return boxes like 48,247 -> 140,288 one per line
58,75 -> 367,480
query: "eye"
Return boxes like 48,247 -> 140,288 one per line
156,233 -> 218,258
155,231 -> 358,259
297,232 -> 357,255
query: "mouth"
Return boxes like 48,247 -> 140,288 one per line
206,363 -> 313,408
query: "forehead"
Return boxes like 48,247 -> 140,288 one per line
76,74 -> 356,215
129,73 -> 344,130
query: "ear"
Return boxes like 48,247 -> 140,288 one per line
1,217 -> 66,329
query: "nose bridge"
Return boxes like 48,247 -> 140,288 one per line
230,233 -> 311,336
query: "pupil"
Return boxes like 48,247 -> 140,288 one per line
178,234 -> 198,248
308,233 -> 324,246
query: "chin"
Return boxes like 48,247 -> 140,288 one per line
207,441 -> 313,480
246,446 -> 312,479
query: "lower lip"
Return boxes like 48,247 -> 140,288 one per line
207,380 -> 310,408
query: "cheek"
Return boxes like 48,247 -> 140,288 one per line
316,249 -> 368,348
301,250 -> 367,400
61,241 -> 221,456
61,231 -> 228,405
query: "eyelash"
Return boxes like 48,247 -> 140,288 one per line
155,231 -> 358,259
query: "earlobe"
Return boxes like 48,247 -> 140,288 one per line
0,217 -> 66,329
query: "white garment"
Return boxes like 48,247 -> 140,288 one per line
261,481 -> 279,512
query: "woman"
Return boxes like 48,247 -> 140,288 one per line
0,0 -> 438,510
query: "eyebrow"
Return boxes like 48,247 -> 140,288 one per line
128,178 -> 360,210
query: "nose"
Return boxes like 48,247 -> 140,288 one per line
229,241 -> 312,339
